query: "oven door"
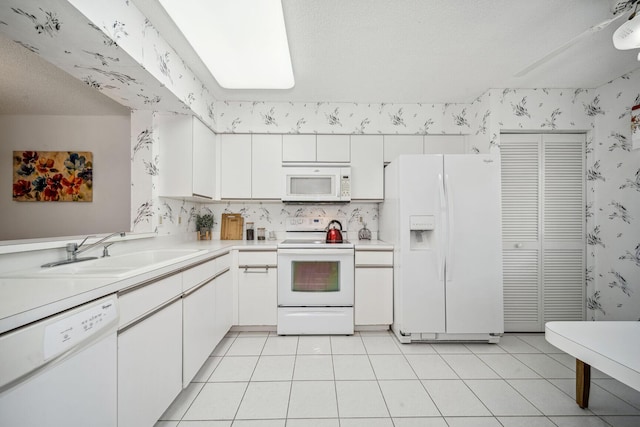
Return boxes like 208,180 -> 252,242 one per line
277,248 -> 354,306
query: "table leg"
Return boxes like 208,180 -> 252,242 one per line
576,359 -> 591,408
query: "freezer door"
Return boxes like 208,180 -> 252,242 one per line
397,155 -> 446,334
443,154 -> 504,334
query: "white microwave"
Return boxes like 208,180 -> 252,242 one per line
282,166 -> 351,202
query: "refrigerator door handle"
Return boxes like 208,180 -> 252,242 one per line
445,173 -> 453,282
438,173 -> 446,281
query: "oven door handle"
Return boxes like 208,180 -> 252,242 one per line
278,248 -> 354,256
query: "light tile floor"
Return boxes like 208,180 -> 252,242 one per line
155,331 -> 640,427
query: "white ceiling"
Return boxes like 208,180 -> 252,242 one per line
135,0 -> 640,104
1,0 -> 639,115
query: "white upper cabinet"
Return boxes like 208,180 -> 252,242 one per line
282,135 -> 316,162
350,135 -> 383,200
317,135 -> 350,162
282,134 -> 350,163
383,135 -> 423,164
220,134 -> 252,199
157,114 -> 216,200
424,135 -> 467,154
252,134 -> 282,199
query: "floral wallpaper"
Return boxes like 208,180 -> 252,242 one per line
0,0 -> 215,128
217,100 -> 481,137
490,72 -> 640,322
590,70 -> 640,321
67,0 -> 217,130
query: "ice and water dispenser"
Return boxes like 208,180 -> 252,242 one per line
409,215 -> 435,250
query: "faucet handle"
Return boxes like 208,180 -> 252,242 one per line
77,235 -> 93,248
66,242 -> 78,260
102,243 -> 115,258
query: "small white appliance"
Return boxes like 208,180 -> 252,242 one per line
379,154 -> 504,343
277,217 -> 354,335
0,295 -> 119,426
282,166 -> 351,202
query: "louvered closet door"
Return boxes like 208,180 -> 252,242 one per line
542,134 -> 585,323
501,134 -> 585,332
501,134 -> 542,332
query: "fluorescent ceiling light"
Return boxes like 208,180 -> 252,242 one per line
159,0 -> 294,89
613,10 -> 640,50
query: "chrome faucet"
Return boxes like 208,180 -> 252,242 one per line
41,232 -> 125,268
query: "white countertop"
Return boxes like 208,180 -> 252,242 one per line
545,321 -> 640,391
353,239 -> 394,250
0,237 -> 391,334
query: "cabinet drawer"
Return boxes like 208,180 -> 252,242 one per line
119,273 -> 182,328
215,252 -> 231,272
355,251 -> 393,266
182,259 -> 216,292
238,250 -> 277,266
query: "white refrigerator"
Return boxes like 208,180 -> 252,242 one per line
379,154 -> 504,343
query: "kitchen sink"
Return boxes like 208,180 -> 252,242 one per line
14,248 -> 208,278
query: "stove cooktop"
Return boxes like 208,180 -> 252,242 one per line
278,239 -> 354,249
280,239 -> 350,245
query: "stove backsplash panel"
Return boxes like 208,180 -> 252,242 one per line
171,201 -> 380,240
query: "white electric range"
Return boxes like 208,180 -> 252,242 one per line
277,217 -> 355,335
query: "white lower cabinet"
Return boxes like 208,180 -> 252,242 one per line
116,252 -> 233,427
214,269 -> 233,342
238,251 -> 277,326
182,279 -> 216,387
354,250 -> 393,326
118,299 -> 183,427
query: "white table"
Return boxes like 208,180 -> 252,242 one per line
545,321 -> 640,408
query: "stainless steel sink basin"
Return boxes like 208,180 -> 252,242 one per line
16,248 -> 208,278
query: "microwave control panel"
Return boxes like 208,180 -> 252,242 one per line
340,175 -> 351,197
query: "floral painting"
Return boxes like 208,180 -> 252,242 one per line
12,151 -> 93,202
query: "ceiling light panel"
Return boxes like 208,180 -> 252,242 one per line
159,0 -> 294,89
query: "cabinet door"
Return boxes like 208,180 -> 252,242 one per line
252,134 -> 283,199
424,135 -> 467,154
350,135 -> 383,200
317,135 -> 350,162
157,114 -> 193,198
183,280 -> 216,387
355,267 -> 393,325
383,135 -> 423,163
118,300 -> 182,427
220,134 -> 252,198
192,117 -> 216,198
215,270 -> 233,343
238,266 -> 277,325
282,134 -> 316,162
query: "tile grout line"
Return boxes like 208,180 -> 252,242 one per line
175,334 -> 240,424
282,335 -> 299,425
366,331 -> 406,424
163,331 -> 640,426
230,334 -> 268,423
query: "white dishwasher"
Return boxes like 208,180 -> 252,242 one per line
0,294 -> 119,427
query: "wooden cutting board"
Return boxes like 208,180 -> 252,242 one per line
220,213 -> 244,240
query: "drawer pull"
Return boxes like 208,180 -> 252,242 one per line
242,266 -> 274,273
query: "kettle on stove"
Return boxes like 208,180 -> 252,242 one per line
325,219 -> 344,243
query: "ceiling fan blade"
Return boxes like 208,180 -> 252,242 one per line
514,14 -> 625,78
